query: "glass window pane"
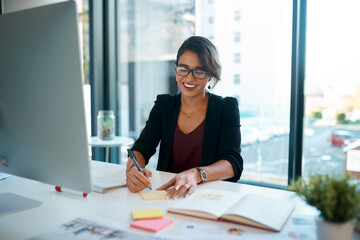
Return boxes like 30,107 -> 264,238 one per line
117,0 -> 292,183
117,0 -> 195,167
196,0 -> 293,185
303,0 -> 360,180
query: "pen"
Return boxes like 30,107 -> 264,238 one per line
127,149 -> 152,190
55,186 -> 88,198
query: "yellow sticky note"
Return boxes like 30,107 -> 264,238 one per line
132,208 -> 164,220
140,190 -> 167,200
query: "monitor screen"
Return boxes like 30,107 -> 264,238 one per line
0,1 -> 92,212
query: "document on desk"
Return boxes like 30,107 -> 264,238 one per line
91,161 -> 127,193
28,216 -> 179,240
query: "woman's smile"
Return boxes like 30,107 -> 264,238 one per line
183,82 -> 197,91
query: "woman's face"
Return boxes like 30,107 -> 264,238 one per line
176,50 -> 211,99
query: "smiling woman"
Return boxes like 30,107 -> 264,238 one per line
125,36 -> 243,200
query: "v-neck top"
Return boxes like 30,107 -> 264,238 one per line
170,119 -> 205,173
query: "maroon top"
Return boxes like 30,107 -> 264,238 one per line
170,120 -> 205,173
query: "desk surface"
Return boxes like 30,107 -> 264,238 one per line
0,162 -> 358,240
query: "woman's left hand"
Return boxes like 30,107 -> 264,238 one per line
157,168 -> 199,199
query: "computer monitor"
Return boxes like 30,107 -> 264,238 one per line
0,1 -> 92,213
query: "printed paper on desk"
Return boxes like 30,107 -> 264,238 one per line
132,208 -> 164,220
130,218 -> 174,233
140,190 -> 167,200
29,216 -> 178,240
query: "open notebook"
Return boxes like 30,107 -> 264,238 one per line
91,161 -> 127,193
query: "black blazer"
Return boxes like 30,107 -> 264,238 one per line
131,92 -> 243,182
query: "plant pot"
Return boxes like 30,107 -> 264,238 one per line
316,218 -> 354,240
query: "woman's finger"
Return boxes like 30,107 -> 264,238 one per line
173,183 -> 191,199
126,168 -> 152,191
184,185 -> 196,198
143,168 -> 152,179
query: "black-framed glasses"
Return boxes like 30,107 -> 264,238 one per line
174,66 -> 210,79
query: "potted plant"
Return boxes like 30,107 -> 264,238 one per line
288,173 -> 360,240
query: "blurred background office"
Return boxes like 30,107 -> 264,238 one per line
1,0 -> 359,188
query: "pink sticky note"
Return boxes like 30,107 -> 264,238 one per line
130,218 -> 174,232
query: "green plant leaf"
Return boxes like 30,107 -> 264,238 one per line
287,173 -> 360,222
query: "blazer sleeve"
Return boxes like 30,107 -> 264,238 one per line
131,95 -> 163,165
217,97 -> 243,181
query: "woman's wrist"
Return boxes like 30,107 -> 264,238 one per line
193,168 -> 202,184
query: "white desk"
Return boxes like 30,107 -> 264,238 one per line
89,136 -> 134,163
0,163 -> 359,240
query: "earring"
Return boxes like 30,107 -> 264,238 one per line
207,78 -> 213,90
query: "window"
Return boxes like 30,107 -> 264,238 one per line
234,74 -> 240,84
116,0 -> 195,168
197,0 -> 292,186
209,16 -> 214,24
91,0 -> 360,186
108,0 -> 293,186
234,32 -> 241,42
234,10 -> 241,21
111,0 -> 292,185
234,53 -> 241,63
303,0 -> 360,180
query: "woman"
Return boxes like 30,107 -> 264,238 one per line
126,36 -> 243,199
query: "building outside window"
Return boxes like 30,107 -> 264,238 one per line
303,0 -> 360,180
197,0 -> 292,185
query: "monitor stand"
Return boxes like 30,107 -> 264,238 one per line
0,193 -> 42,215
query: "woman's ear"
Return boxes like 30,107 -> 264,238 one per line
207,78 -> 213,89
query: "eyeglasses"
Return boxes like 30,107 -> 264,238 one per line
174,66 -> 210,79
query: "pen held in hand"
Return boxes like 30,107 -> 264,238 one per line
127,149 -> 152,190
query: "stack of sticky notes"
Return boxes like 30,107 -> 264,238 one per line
130,208 -> 173,233
140,190 -> 167,200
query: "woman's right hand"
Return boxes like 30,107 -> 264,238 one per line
126,165 -> 153,192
